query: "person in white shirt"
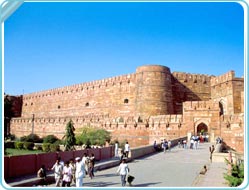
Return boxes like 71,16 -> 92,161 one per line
124,142 -> 130,158
75,157 -> 85,187
82,153 -> 89,174
117,159 -> 129,186
168,140 -> 172,151
51,158 -> 63,187
62,161 -> 72,187
115,141 -> 119,157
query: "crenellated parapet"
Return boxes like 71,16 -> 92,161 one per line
172,72 -> 211,84
23,73 -> 136,100
183,101 -> 219,111
210,70 -> 235,87
149,114 -> 183,124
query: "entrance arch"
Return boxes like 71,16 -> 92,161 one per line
196,122 -> 208,135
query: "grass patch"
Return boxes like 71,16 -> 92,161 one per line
5,148 -> 44,156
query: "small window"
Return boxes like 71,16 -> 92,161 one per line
31,102 -> 33,106
124,99 -> 129,104
58,105 -> 61,109
85,102 -> 89,107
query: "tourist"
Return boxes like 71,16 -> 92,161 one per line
75,157 -> 85,187
117,159 -> 129,187
82,153 -> 89,175
209,145 -> 215,162
178,140 -> 181,148
69,158 -> 76,184
153,140 -> 160,151
120,150 -> 126,163
37,164 -> 47,186
183,139 -> 187,149
153,140 -> 157,150
163,139 -> 168,153
168,140 -> 172,151
89,153 -> 95,179
50,158 -> 63,187
190,137 -> 194,149
115,141 -> 119,157
194,137 -> 198,150
62,161 -> 72,187
124,141 -> 130,158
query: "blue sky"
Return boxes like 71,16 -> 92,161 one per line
4,2 -> 245,95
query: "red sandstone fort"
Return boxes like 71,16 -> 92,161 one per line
8,65 -> 244,152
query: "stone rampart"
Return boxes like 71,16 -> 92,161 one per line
23,73 -> 136,100
210,70 -> 235,86
183,101 -> 219,111
8,65 -> 244,152
171,72 -> 211,114
172,72 -> 210,84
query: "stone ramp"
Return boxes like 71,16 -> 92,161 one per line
5,143 -> 231,188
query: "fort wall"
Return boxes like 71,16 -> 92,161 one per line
22,73 -> 137,118
135,65 -> 174,117
171,72 -> 211,113
8,65 -> 244,152
210,71 -> 244,115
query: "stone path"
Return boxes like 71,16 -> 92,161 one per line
46,142 -> 229,188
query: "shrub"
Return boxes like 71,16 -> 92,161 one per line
35,144 -> 43,151
43,135 -> 59,144
42,143 -> 51,152
224,158 -> 244,187
15,142 -> 24,149
26,134 -> 42,143
23,142 -> 35,150
50,143 -> 60,152
49,140 -> 60,152
20,136 -> 27,142
5,134 -> 16,141
4,141 -> 15,149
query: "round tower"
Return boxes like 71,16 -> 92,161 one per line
135,65 -> 173,119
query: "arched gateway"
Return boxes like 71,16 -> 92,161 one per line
196,122 -> 208,135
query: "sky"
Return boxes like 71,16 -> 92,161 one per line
3,1 -> 245,95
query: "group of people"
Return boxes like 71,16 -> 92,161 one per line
37,153 -> 95,187
115,141 -> 130,159
153,139 -> 172,152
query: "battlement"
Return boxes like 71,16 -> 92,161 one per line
172,72 -> 211,83
210,71 -> 235,86
183,101 -> 219,110
150,114 -> 183,123
23,73 -> 136,100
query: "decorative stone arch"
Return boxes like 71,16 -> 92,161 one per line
194,119 -> 210,135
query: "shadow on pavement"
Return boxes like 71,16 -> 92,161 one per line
93,173 -> 117,178
84,181 -> 120,187
133,182 -> 161,187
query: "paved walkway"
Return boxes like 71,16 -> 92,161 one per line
7,142 -> 229,188
193,162 -> 228,187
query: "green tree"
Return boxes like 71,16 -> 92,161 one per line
63,120 -> 76,151
75,127 -> 111,146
